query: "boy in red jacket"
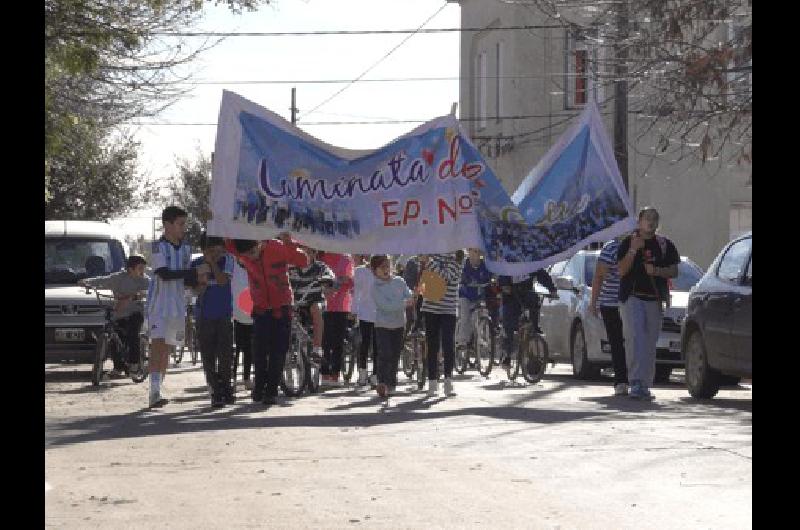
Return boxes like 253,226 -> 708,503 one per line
225,232 -> 308,405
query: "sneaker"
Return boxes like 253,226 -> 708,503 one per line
427,379 -> 439,397
244,379 -> 254,391
376,383 -> 388,399
357,369 -> 369,386
149,393 -> 169,408
443,378 -> 454,397
211,394 -> 225,408
639,386 -> 655,401
614,383 -> 629,396
629,381 -> 646,399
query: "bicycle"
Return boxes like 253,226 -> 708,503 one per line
455,281 -> 500,377
172,299 -> 198,367
340,317 -> 359,383
88,287 -> 149,386
281,304 -> 324,397
400,326 -> 428,390
501,290 -> 556,383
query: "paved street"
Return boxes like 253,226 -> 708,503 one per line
45,362 -> 752,529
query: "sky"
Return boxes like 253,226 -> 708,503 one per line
114,0 -> 462,238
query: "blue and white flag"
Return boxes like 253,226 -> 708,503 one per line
503,99 -> 636,271
208,91 -> 633,275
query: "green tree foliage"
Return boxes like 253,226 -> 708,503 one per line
45,0 -> 269,207
44,121 -> 144,220
164,150 -> 212,248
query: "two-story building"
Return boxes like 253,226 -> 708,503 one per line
452,0 -> 751,269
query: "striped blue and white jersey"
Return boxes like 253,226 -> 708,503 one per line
421,254 -> 461,316
597,239 -> 621,307
147,237 -> 193,319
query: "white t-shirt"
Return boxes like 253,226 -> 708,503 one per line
147,237 -> 192,319
352,265 -> 377,323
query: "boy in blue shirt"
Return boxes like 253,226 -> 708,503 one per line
191,232 -> 235,408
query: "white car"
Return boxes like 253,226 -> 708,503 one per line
538,250 -> 704,382
45,221 -> 129,363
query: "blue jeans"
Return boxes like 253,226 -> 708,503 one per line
252,306 -> 292,398
620,296 -> 662,388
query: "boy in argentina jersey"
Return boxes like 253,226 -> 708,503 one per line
147,206 -> 209,408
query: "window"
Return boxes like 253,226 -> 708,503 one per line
475,51 -> 488,130
566,30 -> 594,109
563,255 -> 582,282
549,260 -> 568,277
671,261 -> 704,291
584,254 -> 598,287
730,203 -> 752,240
495,41 -> 504,123
44,238 -> 126,285
716,237 -> 751,283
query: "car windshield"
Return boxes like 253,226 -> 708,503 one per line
672,261 -> 704,291
45,237 -> 125,285
584,254 -> 598,287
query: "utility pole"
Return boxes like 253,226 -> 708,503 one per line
614,1 -> 630,193
290,87 -> 298,125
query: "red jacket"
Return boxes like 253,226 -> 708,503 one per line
225,238 -> 309,316
320,252 -> 354,313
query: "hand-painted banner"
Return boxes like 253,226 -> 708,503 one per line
493,99 -> 637,273
208,91 -> 633,275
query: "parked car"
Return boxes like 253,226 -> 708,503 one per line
538,249 -> 704,382
681,232 -> 752,398
45,221 -> 129,363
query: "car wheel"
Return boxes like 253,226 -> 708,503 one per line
718,375 -> 742,387
684,329 -> 721,399
571,322 -> 599,380
654,365 -> 672,384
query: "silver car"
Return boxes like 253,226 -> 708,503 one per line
538,250 -> 704,382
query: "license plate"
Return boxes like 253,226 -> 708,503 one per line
669,340 -> 681,352
55,328 -> 85,342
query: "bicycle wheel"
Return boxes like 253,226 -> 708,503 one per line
475,316 -> 495,377
280,348 -> 306,397
92,334 -> 108,386
454,344 -> 469,375
401,339 -> 416,379
506,329 -> 522,381
131,336 -> 149,383
522,333 -> 549,384
340,327 -> 358,383
414,334 -> 428,390
306,341 -> 321,394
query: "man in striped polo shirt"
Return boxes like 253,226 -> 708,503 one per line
421,253 -> 462,397
590,237 -> 628,396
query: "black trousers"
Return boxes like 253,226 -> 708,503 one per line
252,307 -> 292,398
234,320 -> 254,380
358,320 -> 377,370
115,312 -> 144,367
424,312 -> 457,380
600,306 -> 628,385
198,318 -> 234,396
322,311 -> 348,375
375,327 -> 404,387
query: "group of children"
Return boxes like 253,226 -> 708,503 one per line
89,204 -> 570,409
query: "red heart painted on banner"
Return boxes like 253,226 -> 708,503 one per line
475,179 -> 486,188
422,149 -> 434,166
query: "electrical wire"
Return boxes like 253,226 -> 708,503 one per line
151,24 -> 564,37
299,2 -> 449,121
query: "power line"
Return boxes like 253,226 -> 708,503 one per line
151,24 -> 564,38
300,2 -> 449,120
131,113 -> 590,127
185,73 -> 596,85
